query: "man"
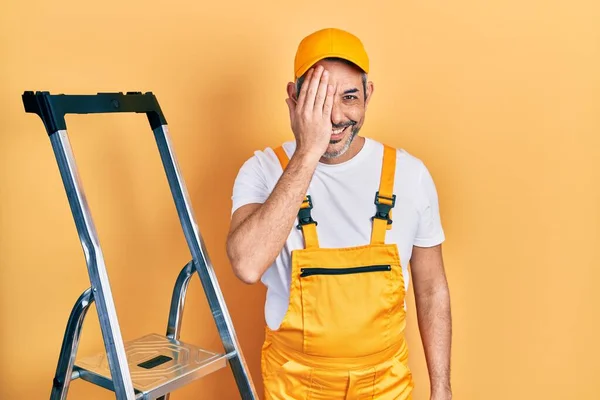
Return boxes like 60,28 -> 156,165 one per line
226,27 -> 452,400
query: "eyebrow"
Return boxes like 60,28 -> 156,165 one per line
342,88 -> 360,95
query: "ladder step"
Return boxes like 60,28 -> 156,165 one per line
74,333 -> 229,399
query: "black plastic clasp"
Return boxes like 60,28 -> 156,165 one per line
372,191 -> 396,225
22,91 -> 168,135
296,195 -> 317,229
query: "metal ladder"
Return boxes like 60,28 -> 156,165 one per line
22,91 -> 259,400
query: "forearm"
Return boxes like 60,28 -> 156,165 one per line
415,282 -> 452,395
227,151 -> 319,283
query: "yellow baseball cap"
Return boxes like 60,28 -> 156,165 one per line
293,28 -> 369,79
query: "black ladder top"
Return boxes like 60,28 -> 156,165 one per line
22,91 -> 168,135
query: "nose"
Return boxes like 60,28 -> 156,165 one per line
330,99 -> 345,126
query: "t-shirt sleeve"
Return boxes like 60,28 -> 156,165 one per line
413,161 -> 445,247
230,153 -> 271,216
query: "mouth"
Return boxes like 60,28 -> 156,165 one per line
330,125 -> 351,141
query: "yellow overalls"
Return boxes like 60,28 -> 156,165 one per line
261,144 -> 414,400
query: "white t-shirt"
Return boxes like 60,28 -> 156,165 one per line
231,137 -> 445,330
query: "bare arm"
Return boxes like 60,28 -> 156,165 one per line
410,244 -> 452,399
226,152 -> 318,283
226,65 -> 336,284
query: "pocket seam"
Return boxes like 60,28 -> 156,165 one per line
391,357 -> 412,378
264,359 -> 291,381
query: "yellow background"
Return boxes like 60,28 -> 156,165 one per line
1,0 -> 599,399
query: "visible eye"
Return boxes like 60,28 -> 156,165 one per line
343,95 -> 359,100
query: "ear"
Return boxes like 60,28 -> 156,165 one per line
365,81 -> 374,109
287,82 -> 298,103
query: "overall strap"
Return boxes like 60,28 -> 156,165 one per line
273,146 -> 319,249
274,145 -> 290,169
370,145 -> 397,245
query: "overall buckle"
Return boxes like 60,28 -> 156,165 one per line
372,191 -> 396,225
297,195 -> 318,229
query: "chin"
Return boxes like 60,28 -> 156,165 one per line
323,135 -> 353,159
327,137 -> 346,151
328,139 -> 343,146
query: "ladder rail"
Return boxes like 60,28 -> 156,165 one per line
153,125 -> 258,399
50,288 -> 94,400
166,260 -> 195,341
158,261 -> 195,400
49,130 -> 137,400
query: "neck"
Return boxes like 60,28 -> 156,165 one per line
319,136 -> 366,165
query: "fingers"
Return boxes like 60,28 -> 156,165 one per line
322,83 -> 336,119
313,70 -> 330,112
302,66 -> 324,111
285,97 -> 295,122
296,68 -> 313,109
295,65 -> 334,118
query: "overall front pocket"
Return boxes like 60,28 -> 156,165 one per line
263,358 -> 313,400
299,263 -> 396,357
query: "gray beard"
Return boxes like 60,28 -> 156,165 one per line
322,126 -> 360,159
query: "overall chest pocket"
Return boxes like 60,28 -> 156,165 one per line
300,265 -> 391,277
299,264 -> 396,357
